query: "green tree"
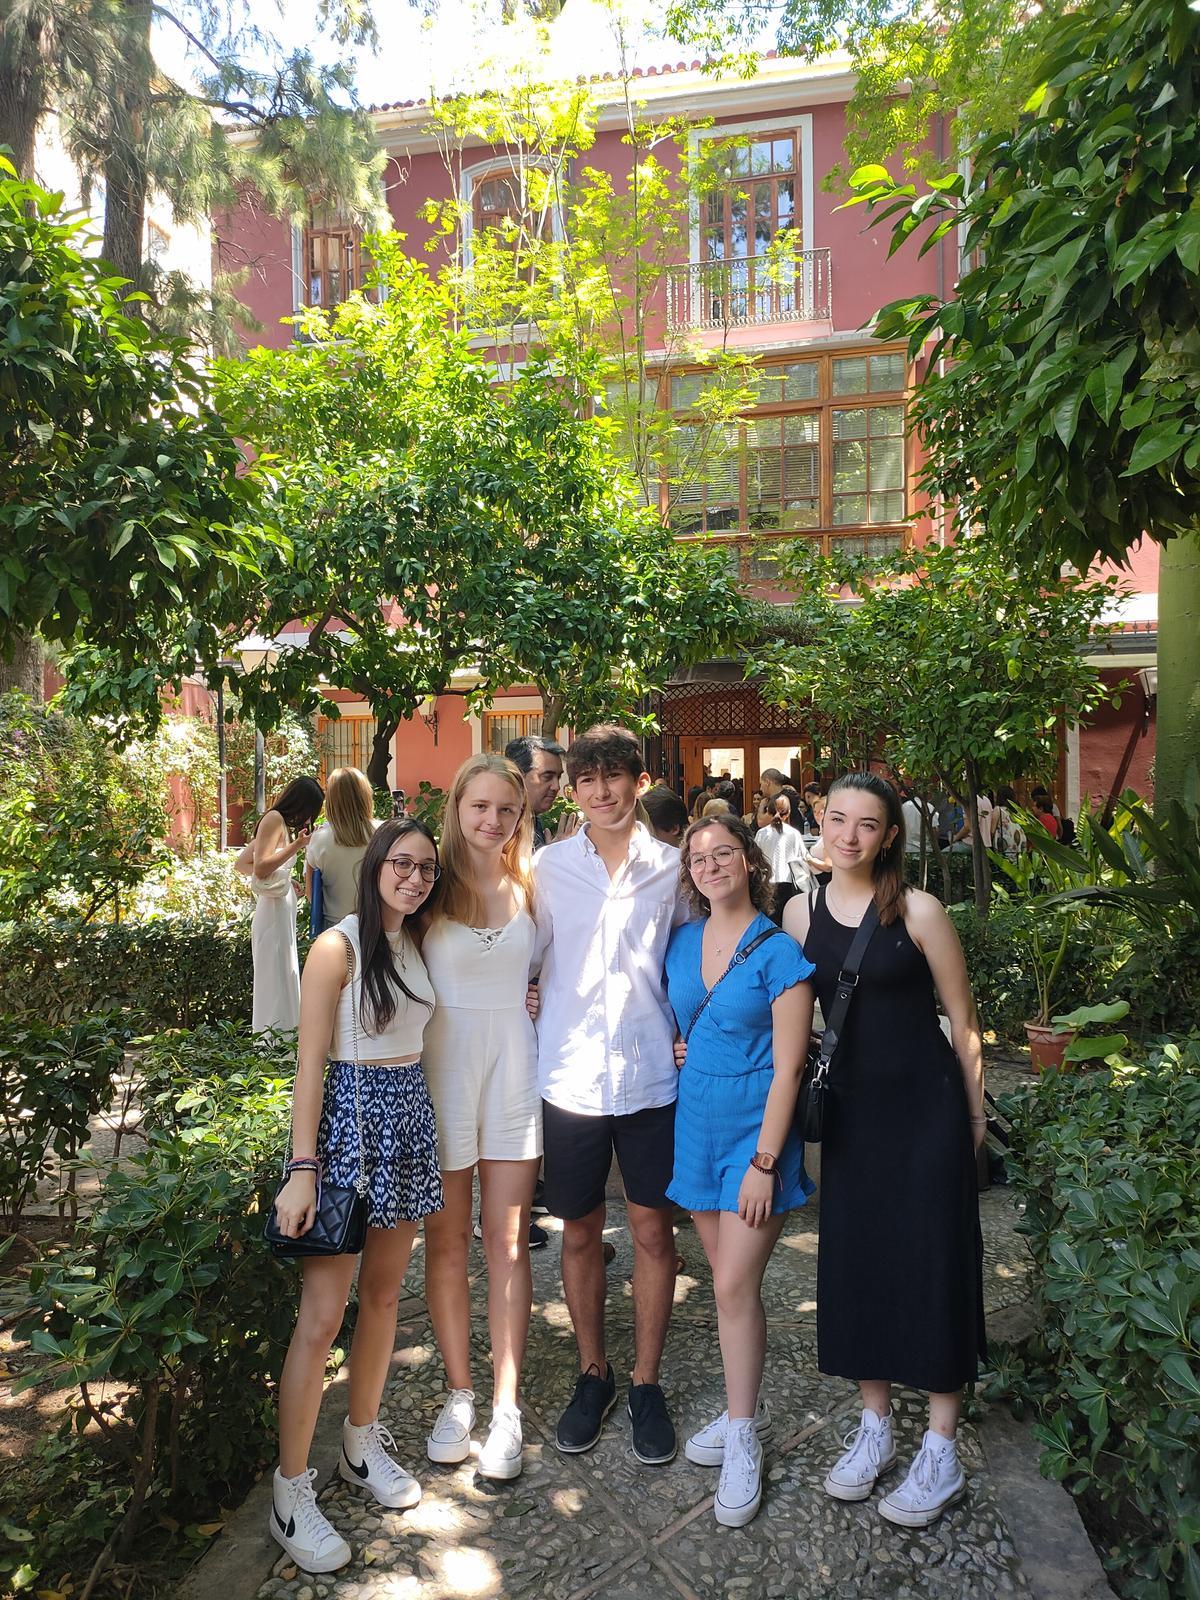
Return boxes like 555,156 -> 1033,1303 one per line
213,239 -> 747,787
847,0 -> 1200,805
758,540 -> 1120,916
0,166 -> 261,695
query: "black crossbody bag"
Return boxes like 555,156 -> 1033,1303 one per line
794,895 -> 880,1145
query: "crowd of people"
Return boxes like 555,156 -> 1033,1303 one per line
242,733 -> 990,1572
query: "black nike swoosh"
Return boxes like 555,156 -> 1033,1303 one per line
273,1507 -> 296,1538
342,1447 -> 370,1481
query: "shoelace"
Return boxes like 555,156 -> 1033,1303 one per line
906,1443 -> 939,1496
292,1469 -> 338,1543
486,1412 -> 522,1454
721,1426 -> 758,1497
840,1419 -> 886,1473
434,1391 -> 473,1438
364,1423 -> 408,1483
573,1367 -> 606,1416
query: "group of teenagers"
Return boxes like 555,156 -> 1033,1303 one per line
257,728 -> 987,1575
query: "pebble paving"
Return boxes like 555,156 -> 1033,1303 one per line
256,1161 -> 1038,1600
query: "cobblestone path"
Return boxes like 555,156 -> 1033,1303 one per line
256,1174 -> 1040,1600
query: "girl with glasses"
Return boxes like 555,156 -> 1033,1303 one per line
665,813 -> 815,1528
268,819 -> 445,1574
418,754 -> 541,1481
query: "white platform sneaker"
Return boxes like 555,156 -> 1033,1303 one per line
339,1419 -> 422,1509
823,1408 -> 898,1501
477,1405 -> 524,1480
270,1468 -> 351,1573
879,1431 -> 966,1527
713,1420 -> 764,1528
426,1387 -> 476,1464
684,1398 -> 773,1466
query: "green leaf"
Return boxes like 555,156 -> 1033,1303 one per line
1160,1352 -> 1200,1400
1122,422 -> 1188,477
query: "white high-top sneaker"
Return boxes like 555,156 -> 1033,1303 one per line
270,1467 -> 351,1573
879,1430 -> 966,1527
477,1405 -> 524,1480
339,1419 -> 422,1509
823,1408 -> 898,1501
713,1419 -> 764,1528
426,1388 -> 476,1464
684,1398 -> 773,1466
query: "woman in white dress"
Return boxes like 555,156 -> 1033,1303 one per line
418,754 -> 541,1481
305,767 -> 379,931
238,776 -> 323,1033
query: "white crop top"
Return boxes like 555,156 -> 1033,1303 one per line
329,914 -> 436,1062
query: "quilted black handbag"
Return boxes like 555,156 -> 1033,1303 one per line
264,932 -> 368,1258
794,896 -> 879,1145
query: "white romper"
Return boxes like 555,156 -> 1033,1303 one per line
420,910 -> 542,1169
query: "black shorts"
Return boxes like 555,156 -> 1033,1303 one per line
541,1100 -> 676,1220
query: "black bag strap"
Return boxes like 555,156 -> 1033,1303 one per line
683,925 -> 783,1042
814,888 -> 880,1071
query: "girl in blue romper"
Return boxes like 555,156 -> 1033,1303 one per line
665,812 -> 815,1529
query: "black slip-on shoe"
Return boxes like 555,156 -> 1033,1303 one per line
556,1362 -> 617,1453
628,1381 -> 677,1464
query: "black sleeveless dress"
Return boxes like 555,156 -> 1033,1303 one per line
807,884 -> 986,1393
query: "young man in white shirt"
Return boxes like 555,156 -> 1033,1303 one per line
533,725 -> 690,1464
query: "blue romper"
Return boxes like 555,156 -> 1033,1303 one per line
665,913 -> 816,1215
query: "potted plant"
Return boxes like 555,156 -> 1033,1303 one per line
991,832 -> 1086,1070
1052,1001 -> 1130,1065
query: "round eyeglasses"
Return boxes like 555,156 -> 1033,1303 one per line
387,854 -> 440,883
686,844 -> 745,873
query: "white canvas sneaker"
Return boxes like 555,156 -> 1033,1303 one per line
879,1431 -> 966,1527
823,1408 -> 898,1501
426,1388 -> 476,1464
684,1398 -> 773,1466
340,1419 -> 422,1509
269,1467 -> 351,1573
713,1420 -> 764,1528
477,1405 -> 524,1480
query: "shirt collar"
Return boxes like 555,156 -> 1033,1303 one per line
581,820 -> 654,861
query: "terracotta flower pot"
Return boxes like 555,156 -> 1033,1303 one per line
1024,1020 -> 1077,1072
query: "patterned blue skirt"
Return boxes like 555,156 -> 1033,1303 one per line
317,1061 -> 444,1228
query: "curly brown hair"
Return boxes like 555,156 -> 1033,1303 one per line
679,813 -> 775,919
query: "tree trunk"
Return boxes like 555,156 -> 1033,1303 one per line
965,758 -> 991,920
100,0 -> 152,295
0,3 -> 54,179
1155,527 -> 1200,808
366,715 -> 400,792
538,687 -> 566,741
0,629 -> 45,697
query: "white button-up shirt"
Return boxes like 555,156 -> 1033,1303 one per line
532,823 -> 691,1117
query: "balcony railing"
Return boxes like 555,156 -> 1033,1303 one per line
667,248 -> 832,333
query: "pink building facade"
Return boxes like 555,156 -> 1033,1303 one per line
216,54 -> 1159,815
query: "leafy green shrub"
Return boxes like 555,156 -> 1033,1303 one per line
0,693 -> 168,923
130,847 -> 252,924
991,1039 -> 1200,1599
0,920 -> 254,1027
13,1028 -> 298,1582
0,1017 -> 127,1222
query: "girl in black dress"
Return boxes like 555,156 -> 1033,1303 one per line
782,772 -> 986,1529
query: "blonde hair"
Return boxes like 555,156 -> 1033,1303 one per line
435,754 -> 534,926
702,797 -> 734,817
324,767 -> 375,848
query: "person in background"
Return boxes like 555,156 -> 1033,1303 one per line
703,796 -> 735,819
759,768 -> 788,805
690,777 -> 717,820
306,767 -> 379,931
900,787 -> 933,857
992,786 -> 1027,860
419,755 -> 542,1480
505,735 -> 566,851
666,814 -> 814,1526
643,787 -> 690,847
755,793 -> 808,922
1030,788 -> 1060,839
237,776 -> 324,1033
391,789 -> 408,819
268,820 -> 442,1573
800,782 -> 823,833
782,773 -> 986,1530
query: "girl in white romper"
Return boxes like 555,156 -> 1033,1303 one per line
419,754 -> 541,1480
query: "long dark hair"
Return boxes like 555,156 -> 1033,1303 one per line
679,813 -> 774,919
262,775 -> 324,833
355,818 -> 439,1036
826,772 -> 909,926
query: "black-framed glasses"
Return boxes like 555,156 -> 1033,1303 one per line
687,844 -> 745,873
388,855 -> 440,883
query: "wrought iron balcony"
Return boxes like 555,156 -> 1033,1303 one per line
667,248 -> 832,333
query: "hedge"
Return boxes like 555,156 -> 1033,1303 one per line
992,1039 -> 1200,1600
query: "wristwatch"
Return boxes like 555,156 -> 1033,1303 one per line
749,1151 -> 778,1176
